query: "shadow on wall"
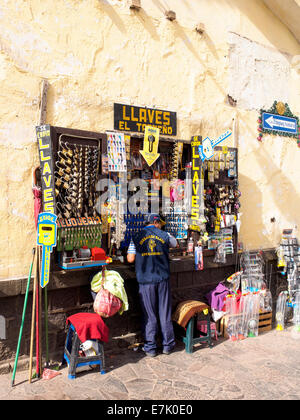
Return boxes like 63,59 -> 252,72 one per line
238,111 -> 300,248
255,142 -> 300,230
97,0 -> 128,34
134,8 -> 160,41
238,173 -> 265,249
224,0 -> 298,53
168,21 -> 226,100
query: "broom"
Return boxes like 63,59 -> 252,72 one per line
28,246 -> 38,382
11,248 -> 36,386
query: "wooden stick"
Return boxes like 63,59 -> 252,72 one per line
39,79 -> 49,126
38,277 -> 43,376
36,246 -> 40,377
29,247 -> 38,383
11,248 -> 36,386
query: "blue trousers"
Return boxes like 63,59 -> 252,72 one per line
138,279 -> 175,354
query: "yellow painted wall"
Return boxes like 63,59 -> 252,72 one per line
0,0 -> 299,279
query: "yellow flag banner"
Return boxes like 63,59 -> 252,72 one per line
140,126 -> 160,167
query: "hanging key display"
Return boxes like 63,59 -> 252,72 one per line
106,132 -> 127,172
36,121 -> 243,272
36,126 -> 111,271
55,136 -> 100,219
201,145 -> 240,256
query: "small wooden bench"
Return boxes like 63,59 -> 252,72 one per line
172,300 -> 213,353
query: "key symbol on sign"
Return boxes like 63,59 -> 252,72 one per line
37,213 -> 57,288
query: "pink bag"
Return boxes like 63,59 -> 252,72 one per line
93,286 -> 122,318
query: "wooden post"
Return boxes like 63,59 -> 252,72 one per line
39,79 -> 49,125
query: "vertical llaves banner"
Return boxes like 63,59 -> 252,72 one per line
36,125 -> 57,289
189,136 -> 203,232
36,125 -> 56,214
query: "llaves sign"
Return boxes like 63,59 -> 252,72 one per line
189,136 -> 203,232
114,103 -> 177,136
36,125 -> 56,214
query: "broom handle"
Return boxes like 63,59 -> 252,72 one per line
29,247 -> 38,383
44,285 -> 49,367
11,248 -> 36,386
36,247 -> 40,377
38,279 -> 42,376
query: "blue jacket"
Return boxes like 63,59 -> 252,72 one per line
133,226 -> 171,284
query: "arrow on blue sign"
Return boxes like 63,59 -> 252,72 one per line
262,112 -> 298,135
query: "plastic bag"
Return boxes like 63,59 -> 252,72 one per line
214,242 -> 226,264
93,286 -> 122,318
42,368 -> 61,380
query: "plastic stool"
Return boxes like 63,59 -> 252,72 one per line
63,324 -> 106,379
183,313 -> 213,353
197,320 -> 218,340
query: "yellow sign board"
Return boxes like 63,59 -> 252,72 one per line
140,126 -> 160,167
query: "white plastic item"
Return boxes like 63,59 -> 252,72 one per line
276,291 -> 287,331
80,340 -> 99,356
187,237 -> 194,254
238,293 -> 250,340
292,291 -> 300,334
224,294 -> 239,341
260,289 -> 272,313
247,292 -> 260,337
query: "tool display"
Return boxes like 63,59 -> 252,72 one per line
38,127 -> 109,270
56,216 -> 109,269
55,137 -> 100,220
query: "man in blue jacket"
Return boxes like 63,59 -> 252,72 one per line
127,214 -> 177,357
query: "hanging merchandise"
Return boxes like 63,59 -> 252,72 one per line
292,291 -> 300,336
187,236 -> 194,255
240,251 -> 266,293
109,197 -> 127,251
275,229 -> 300,331
275,291 -> 288,331
277,229 -> 300,296
170,179 -> 185,202
195,245 -> 203,271
237,293 -> 251,340
213,241 -> 226,264
247,292 -> 260,337
107,132 -> 127,172
184,162 -> 192,214
225,271 -> 242,293
165,208 -> 188,240
260,289 -> 273,313
170,141 -> 183,181
91,269 -> 129,315
55,138 -> 101,219
121,212 -> 146,248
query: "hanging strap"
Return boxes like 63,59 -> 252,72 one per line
100,266 -> 106,287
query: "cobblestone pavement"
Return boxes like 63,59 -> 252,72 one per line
1,326 -> 300,401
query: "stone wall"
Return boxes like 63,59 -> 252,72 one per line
0,251 -> 280,373
0,0 -> 300,281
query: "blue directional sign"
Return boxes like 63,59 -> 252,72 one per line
262,112 -> 298,135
